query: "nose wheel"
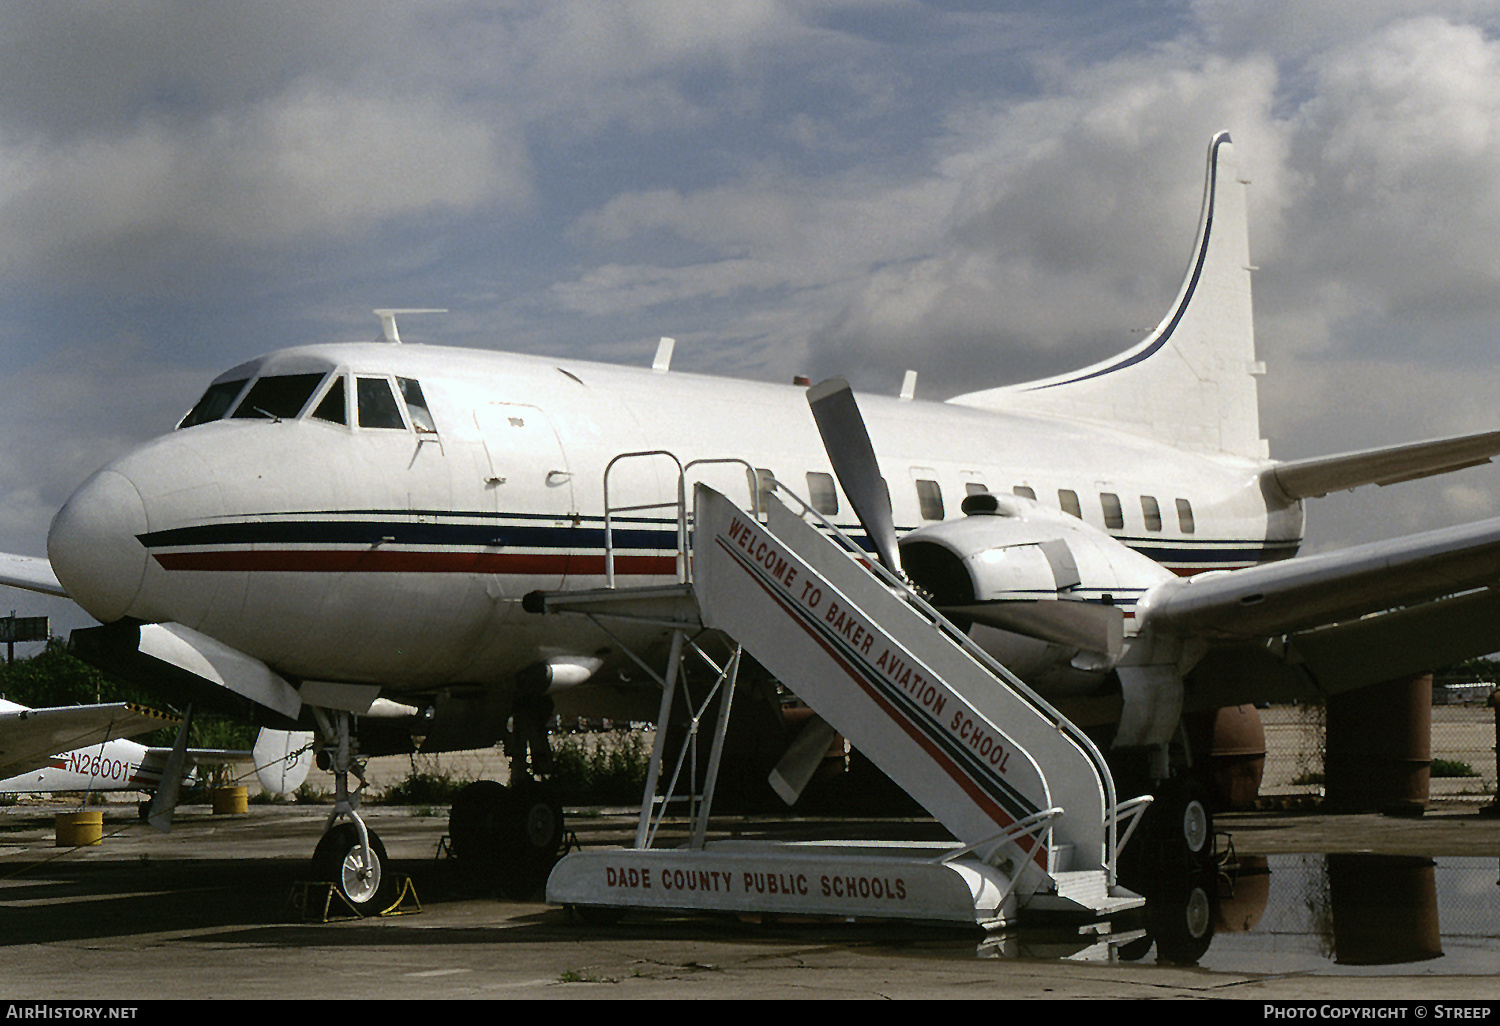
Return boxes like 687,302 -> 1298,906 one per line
313,822 -> 395,914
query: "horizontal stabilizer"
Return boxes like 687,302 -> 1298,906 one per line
1264,430 -> 1500,501
72,621 -> 302,723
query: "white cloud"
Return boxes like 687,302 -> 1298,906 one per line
0,81 -> 527,285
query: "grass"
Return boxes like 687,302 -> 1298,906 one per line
367,732 -> 652,807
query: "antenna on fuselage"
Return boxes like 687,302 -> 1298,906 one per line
373,308 -> 448,343
652,336 -> 676,373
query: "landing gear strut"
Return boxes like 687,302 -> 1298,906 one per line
310,708 -> 394,915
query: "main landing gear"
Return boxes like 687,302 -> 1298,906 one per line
310,708 -> 396,916
449,777 -> 565,899
446,692 -> 567,899
1117,773 -> 1219,966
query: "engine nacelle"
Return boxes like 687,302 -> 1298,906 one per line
898,493 -> 1176,691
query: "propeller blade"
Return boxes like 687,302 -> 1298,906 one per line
806,378 -> 902,573
767,714 -> 841,806
939,599 -> 1125,661
147,703 -> 192,834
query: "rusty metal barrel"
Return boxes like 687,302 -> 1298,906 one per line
1184,704 -> 1266,810
1324,674 -> 1432,814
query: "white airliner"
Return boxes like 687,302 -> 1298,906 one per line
4,132 -> 1500,913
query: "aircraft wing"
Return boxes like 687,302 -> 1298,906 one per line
0,553 -> 66,598
1140,515 -> 1500,642
0,702 -> 178,779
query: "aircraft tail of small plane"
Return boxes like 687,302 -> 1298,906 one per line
949,131 -> 1267,462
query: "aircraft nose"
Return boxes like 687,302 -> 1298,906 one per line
47,469 -> 150,623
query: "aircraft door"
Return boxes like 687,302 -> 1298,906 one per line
473,402 -> 577,590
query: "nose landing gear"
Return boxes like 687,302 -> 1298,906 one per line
309,707 -> 396,916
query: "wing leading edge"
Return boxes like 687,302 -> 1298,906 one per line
0,553 -> 65,598
1140,515 -> 1500,641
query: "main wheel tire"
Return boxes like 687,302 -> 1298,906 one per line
449,779 -> 510,862
1142,778 -> 1213,869
1146,876 -> 1217,965
500,779 -> 565,900
448,779 -> 566,900
312,823 -> 395,916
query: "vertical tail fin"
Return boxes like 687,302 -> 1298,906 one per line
949,132 -> 1267,461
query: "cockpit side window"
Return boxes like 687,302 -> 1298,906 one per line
398,377 -> 436,433
179,379 -> 249,429
310,375 -> 347,425
357,376 -> 406,429
232,373 -> 326,421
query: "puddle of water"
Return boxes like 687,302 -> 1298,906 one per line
1185,854 -> 1500,975
1036,853 -> 1500,974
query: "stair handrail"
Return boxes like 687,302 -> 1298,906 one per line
933,805 -> 1064,866
602,450 -> 686,587
1109,794 -> 1155,862
603,452 -> 762,587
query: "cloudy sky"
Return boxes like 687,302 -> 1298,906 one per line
5,0 -> 1500,649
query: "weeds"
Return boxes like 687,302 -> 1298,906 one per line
380,769 -> 474,805
550,732 -> 651,805
1431,758 -> 1479,778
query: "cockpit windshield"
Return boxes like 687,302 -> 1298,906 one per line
232,373 -> 328,421
179,379 -> 249,428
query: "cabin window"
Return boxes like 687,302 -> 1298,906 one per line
1013,485 -> 1036,500
806,472 -> 839,516
1058,489 -> 1081,518
398,377 -> 436,433
231,373 -> 326,421
311,376 -> 347,425
1141,495 -> 1162,532
964,482 -> 989,496
915,479 -> 944,521
1100,492 -> 1124,530
357,377 -> 406,429
1176,498 -> 1196,534
179,379 -> 248,428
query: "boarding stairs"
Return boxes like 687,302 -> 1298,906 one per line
538,471 -> 1146,929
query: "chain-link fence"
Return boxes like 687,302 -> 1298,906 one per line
1258,695 -> 1498,804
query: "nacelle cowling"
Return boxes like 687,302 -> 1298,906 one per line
897,493 -> 1176,668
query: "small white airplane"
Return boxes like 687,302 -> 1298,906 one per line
0,697 -> 313,812
0,697 -> 178,793
4,131 -> 1500,912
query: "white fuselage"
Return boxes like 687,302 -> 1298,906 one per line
47,342 -> 1304,714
